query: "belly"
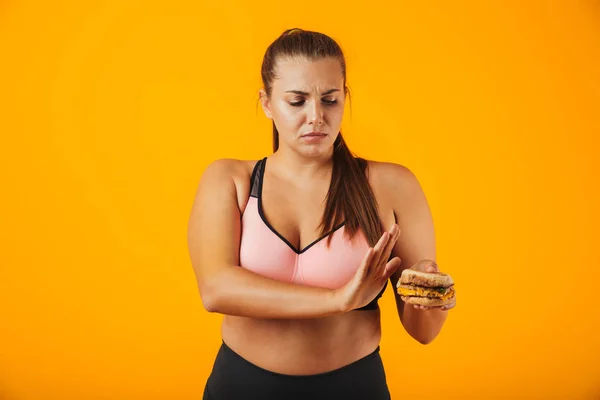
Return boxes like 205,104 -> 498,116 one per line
220,310 -> 382,375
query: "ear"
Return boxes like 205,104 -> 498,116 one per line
259,89 -> 273,119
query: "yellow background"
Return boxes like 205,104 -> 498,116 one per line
1,1 -> 599,399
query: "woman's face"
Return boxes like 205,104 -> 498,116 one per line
260,57 -> 346,158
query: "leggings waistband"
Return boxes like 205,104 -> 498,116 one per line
204,341 -> 391,400
220,340 -> 382,379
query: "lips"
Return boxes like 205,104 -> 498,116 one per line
302,132 -> 327,137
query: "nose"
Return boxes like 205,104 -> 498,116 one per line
308,100 -> 324,127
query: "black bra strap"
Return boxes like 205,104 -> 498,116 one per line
249,158 -> 265,198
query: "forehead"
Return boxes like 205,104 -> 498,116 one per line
273,57 -> 344,93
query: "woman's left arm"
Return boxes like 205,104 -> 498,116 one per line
382,163 -> 454,345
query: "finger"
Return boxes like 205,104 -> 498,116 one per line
388,224 -> 401,249
381,227 -> 401,269
382,257 -> 402,280
426,300 -> 455,310
370,231 -> 390,270
388,223 -> 400,239
375,231 -> 390,253
441,299 -> 456,310
358,247 -> 376,280
375,225 -> 399,269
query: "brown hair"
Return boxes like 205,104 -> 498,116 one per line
260,28 -> 383,247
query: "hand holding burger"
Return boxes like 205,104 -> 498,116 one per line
396,259 -> 456,311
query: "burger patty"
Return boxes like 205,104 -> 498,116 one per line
397,284 -> 455,299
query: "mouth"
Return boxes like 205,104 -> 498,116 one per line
301,132 -> 327,137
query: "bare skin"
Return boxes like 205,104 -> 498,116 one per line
187,56 -> 454,376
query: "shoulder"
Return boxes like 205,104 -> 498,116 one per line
365,159 -> 423,197
364,159 -> 436,263
196,158 -> 260,212
363,158 -> 431,222
201,158 -> 256,181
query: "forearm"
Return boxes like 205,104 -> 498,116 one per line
199,265 -> 342,319
402,303 -> 449,344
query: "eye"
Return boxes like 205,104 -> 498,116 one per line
288,98 -> 338,107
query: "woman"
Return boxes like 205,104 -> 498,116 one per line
187,28 -> 455,400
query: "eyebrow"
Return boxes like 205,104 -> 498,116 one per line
284,89 -> 341,95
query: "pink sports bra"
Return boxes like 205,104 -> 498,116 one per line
239,157 -> 387,311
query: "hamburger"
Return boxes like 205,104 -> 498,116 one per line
396,269 -> 455,307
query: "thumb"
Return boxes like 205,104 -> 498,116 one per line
414,259 -> 439,273
383,257 -> 402,279
425,262 -> 439,273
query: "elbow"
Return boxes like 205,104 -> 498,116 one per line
198,277 -> 221,313
406,328 -> 438,345
413,331 -> 441,345
201,291 -> 217,313
194,265 -> 235,314
402,322 -> 438,345
401,316 -> 444,345
415,336 -> 435,345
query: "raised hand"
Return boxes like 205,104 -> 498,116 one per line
335,224 -> 402,312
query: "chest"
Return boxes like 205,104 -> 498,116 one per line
261,175 -> 331,253
239,197 -> 371,289
238,158 -> 397,290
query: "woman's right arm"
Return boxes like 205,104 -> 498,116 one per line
187,159 -> 340,319
187,159 -> 400,319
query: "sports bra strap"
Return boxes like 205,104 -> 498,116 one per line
250,158 -> 265,198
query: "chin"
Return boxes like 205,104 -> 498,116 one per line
296,141 -> 335,158
297,147 -> 330,158
294,134 -> 337,157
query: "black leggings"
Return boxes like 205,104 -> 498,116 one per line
203,341 -> 391,400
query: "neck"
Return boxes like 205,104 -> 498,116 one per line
270,146 -> 334,181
